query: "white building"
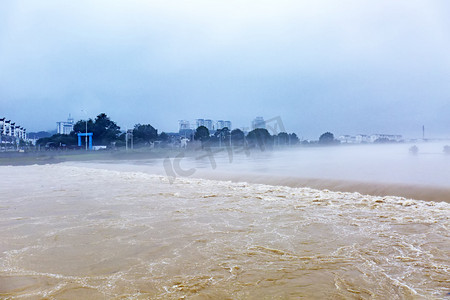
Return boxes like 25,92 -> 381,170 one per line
0,118 -> 4,135
338,133 -> 402,144
56,115 -> 74,135
1,119 -> 12,136
338,135 -> 357,144
14,126 -> 26,140
0,117 -> 28,147
4,120 -> 11,136
370,134 -> 403,143
10,122 -> 16,137
356,134 -> 370,143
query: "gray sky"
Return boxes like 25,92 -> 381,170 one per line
1,0 -> 449,139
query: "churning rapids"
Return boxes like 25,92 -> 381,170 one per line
0,163 -> 449,299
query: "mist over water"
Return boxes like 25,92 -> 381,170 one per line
1,143 -> 449,298
80,142 -> 450,202
189,142 -> 450,186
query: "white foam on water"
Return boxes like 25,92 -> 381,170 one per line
0,164 -> 449,298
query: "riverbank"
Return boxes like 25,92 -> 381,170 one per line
0,149 -> 186,166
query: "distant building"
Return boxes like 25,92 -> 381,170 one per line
370,134 -> 403,143
338,135 -> 357,144
2,119 -> 11,136
356,134 -> 370,143
252,117 -> 266,130
56,114 -> 74,135
338,133 -> 403,144
179,120 -> 194,136
196,119 -> 213,131
179,120 -> 190,132
196,119 -> 205,129
204,119 -> 213,131
338,134 -> 372,144
14,126 -> 26,140
0,117 -> 28,146
216,120 -> 232,130
0,118 -> 5,136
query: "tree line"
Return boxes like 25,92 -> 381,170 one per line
192,126 -> 300,150
37,112 -> 337,149
37,113 -> 169,149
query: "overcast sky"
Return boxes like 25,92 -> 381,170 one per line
1,0 -> 449,139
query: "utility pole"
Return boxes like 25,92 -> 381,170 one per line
422,125 -> 425,140
85,120 -> 88,151
131,131 -> 134,150
81,110 -> 88,151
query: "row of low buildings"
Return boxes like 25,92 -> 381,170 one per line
0,117 -> 27,141
338,134 -> 403,144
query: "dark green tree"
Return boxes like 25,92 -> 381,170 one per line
158,132 -> 169,142
214,127 -> 231,146
319,132 -> 336,145
289,133 -> 300,145
194,126 -> 210,142
277,132 -> 289,145
93,113 -> 121,145
246,128 -> 273,150
231,129 -> 245,146
73,113 -> 121,145
133,124 -> 158,145
73,119 -> 95,134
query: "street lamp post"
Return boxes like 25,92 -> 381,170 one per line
85,120 -> 87,151
81,110 -> 88,151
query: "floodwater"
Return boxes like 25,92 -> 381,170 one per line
1,144 -> 449,299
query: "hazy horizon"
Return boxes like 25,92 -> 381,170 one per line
1,1 -> 449,139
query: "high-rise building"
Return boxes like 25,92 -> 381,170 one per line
0,118 -> 5,135
57,114 -> 75,135
1,120 -> 11,136
224,121 -> 232,130
179,120 -> 190,132
196,119 -> 213,131
216,120 -> 232,130
196,119 -> 205,128
204,119 -> 213,131
252,117 -> 266,130
179,120 -> 194,136
0,117 -> 27,143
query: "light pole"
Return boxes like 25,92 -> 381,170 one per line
81,110 -> 88,151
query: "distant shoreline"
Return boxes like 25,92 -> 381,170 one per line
0,149 -> 190,166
